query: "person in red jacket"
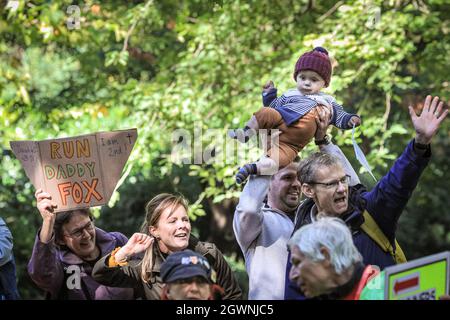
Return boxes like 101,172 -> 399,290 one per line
287,217 -> 379,300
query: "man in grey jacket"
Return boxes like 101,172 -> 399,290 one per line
0,217 -> 20,300
233,106 -> 360,299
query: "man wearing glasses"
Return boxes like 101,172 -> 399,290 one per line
285,95 -> 448,299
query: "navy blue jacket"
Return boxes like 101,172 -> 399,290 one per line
285,140 -> 431,299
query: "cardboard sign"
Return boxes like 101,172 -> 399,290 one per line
10,129 -> 137,212
384,251 -> 450,300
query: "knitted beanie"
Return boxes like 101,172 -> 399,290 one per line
293,47 -> 332,87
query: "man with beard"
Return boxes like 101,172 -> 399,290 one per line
233,105 -> 359,299
285,95 -> 448,299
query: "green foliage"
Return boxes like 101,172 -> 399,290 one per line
0,0 -> 449,298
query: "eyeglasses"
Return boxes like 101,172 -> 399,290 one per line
307,175 -> 350,190
64,221 -> 95,239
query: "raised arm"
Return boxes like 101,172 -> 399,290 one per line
91,254 -> 143,289
233,175 -> 271,253
27,189 -> 64,298
262,80 -> 278,107
364,95 -> 448,241
92,233 -> 152,289
261,80 -> 291,109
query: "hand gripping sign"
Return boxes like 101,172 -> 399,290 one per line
10,129 -> 137,212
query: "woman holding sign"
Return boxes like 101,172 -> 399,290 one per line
92,193 -> 242,300
27,189 -> 135,300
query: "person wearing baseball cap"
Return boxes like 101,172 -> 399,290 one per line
160,250 -> 224,300
228,47 -> 361,185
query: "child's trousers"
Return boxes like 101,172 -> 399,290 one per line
254,107 -> 318,167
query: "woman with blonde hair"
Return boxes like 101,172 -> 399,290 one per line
92,193 -> 242,300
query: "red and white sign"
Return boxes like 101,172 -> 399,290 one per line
393,272 -> 420,296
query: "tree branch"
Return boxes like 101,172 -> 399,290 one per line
383,91 -> 391,132
379,91 -> 392,153
317,1 -> 344,23
122,0 -> 153,53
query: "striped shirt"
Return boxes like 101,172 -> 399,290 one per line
263,88 -> 356,129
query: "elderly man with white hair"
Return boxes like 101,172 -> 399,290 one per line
287,217 -> 380,300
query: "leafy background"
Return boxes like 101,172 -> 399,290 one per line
0,0 -> 448,299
